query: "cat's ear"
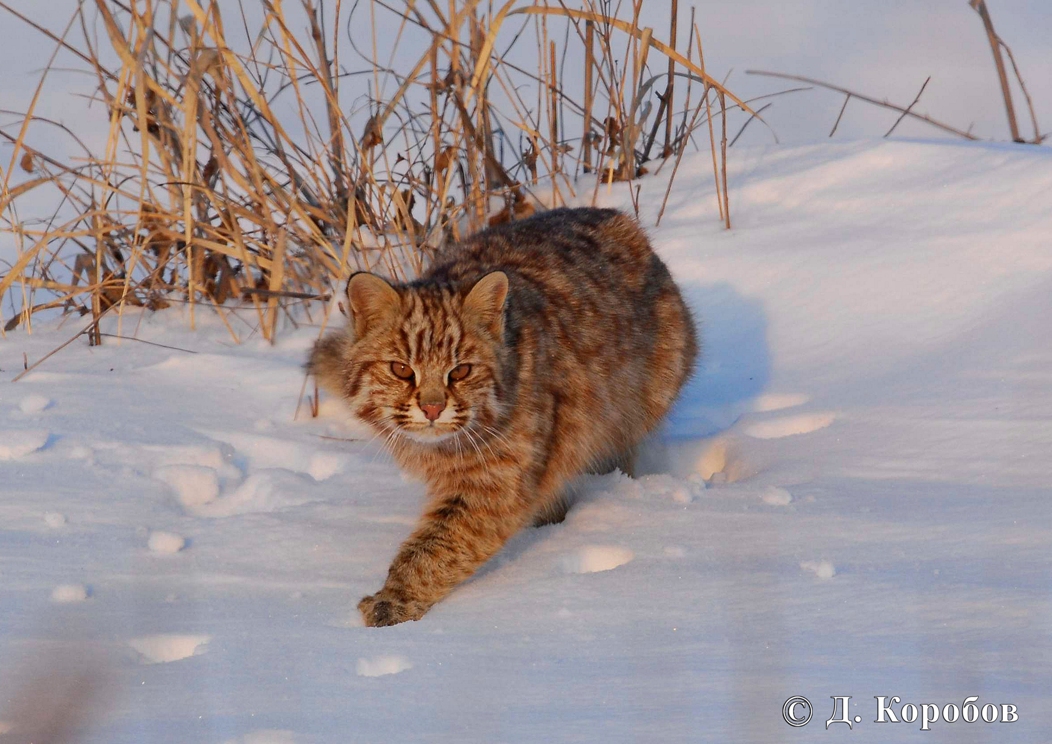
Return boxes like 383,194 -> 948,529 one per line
463,271 -> 508,337
346,272 -> 400,338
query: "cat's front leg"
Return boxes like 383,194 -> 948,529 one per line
359,492 -> 526,627
357,589 -> 430,627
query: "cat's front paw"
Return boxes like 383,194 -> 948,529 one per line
358,590 -> 429,627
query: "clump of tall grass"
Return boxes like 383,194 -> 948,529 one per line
0,0 -> 761,343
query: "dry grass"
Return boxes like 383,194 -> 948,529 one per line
0,0 -> 759,342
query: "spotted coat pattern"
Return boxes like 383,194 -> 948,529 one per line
310,207 -> 698,626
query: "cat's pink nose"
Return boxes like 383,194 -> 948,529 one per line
420,403 -> 445,422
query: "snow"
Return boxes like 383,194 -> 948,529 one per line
153,464 -> 221,510
147,531 -> 186,555
1,139 -> 1051,741
128,634 -> 211,665
559,545 -> 635,575
50,583 -> 89,603
355,656 -> 413,678
741,411 -> 836,440
43,511 -> 66,528
0,429 -> 49,460
800,560 -> 837,580
17,394 -> 51,414
223,731 -> 298,744
759,486 -> 793,507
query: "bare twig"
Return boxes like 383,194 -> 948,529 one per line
830,94 -> 850,137
885,76 -> 930,138
730,103 -> 770,147
13,308 -> 112,382
747,69 -> 978,141
97,333 -> 198,353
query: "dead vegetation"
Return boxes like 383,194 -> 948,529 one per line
0,0 -> 760,343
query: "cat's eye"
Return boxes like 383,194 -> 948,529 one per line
390,362 -> 414,380
449,363 -> 472,382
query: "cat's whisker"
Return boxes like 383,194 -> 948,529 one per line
366,420 -> 402,466
467,424 -> 506,460
451,426 -> 465,462
459,425 -> 487,465
474,436 -> 502,465
366,430 -> 391,466
476,422 -> 511,444
380,429 -> 404,464
476,424 -> 516,453
359,423 -> 391,465
461,427 -> 495,477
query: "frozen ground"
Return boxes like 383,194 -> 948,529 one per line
1,139 -> 1051,742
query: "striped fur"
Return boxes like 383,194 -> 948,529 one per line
310,207 -> 698,626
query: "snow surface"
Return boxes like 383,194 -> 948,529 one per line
147,531 -> 187,555
1,140 -> 1051,742
50,583 -> 89,604
129,634 -> 212,665
355,655 -> 414,678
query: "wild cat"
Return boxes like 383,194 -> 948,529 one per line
310,207 -> 698,626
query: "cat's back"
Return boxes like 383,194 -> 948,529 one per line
426,207 -> 673,320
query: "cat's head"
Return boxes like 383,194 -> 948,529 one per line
309,271 -> 509,445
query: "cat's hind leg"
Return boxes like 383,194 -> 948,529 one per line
531,447 -> 636,528
589,446 -> 637,478
608,447 -> 637,478
531,492 -> 570,527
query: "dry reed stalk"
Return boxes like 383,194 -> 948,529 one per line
662,0 -> 677,158
998,41 -> 1042,143
661,2 -> 698,174
696,24 -> 724,223
719,90 -> 730,230
514,6 -> 762,117
656,86 -> 708,226
623,25 -> 652,178
640,0 -> 676,163
267,230 -> 288,343
968,0 -> 1041,144
549,40 -> 560,188
969,0 -> 1021,142
582,19 -> 594,173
